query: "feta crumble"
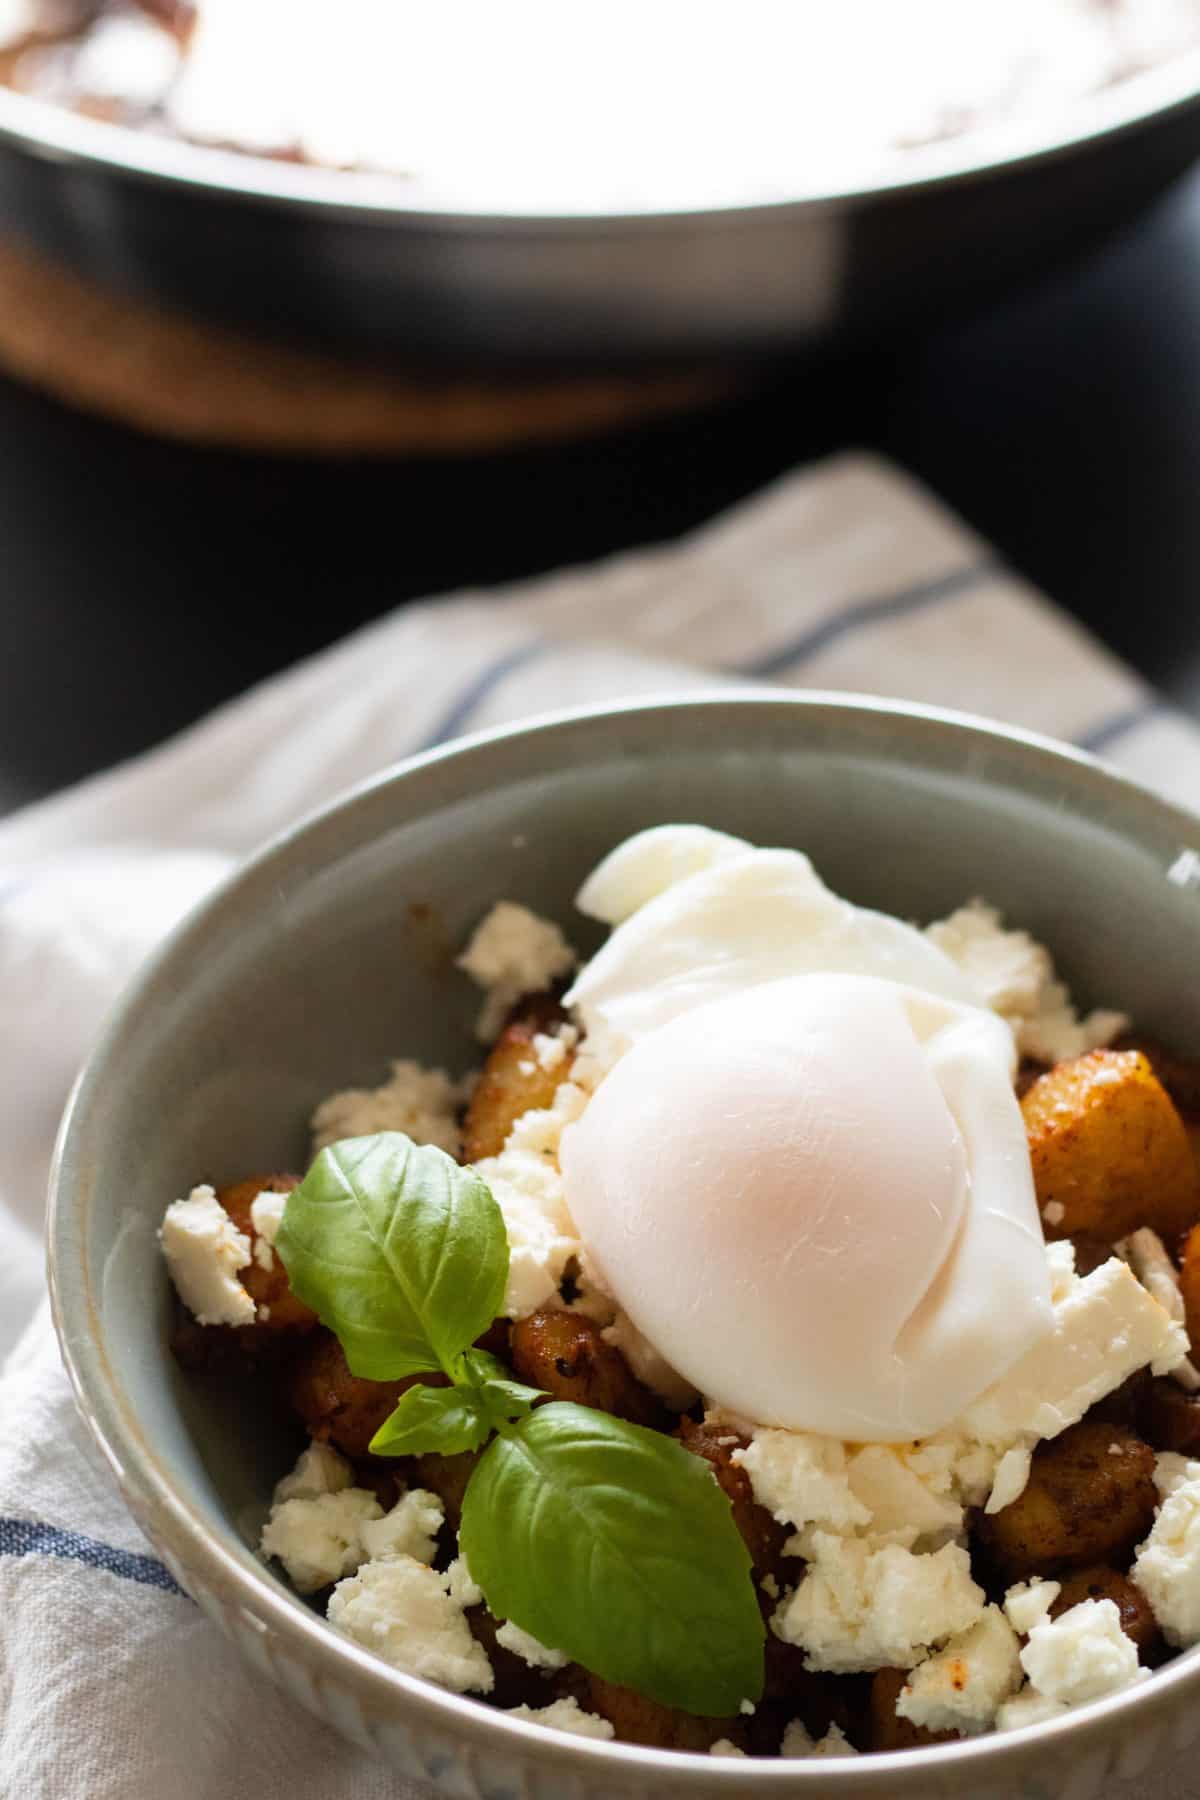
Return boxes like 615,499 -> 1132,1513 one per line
996,1689 -> 1070,1731
773,1535 -> 985,1673
260,1488 -> 382,1593
273,1442 -> 354,1503
249,1188 -> 287,1272
732,1432 -> 870,1539
708,1739 -> 747,1757
160,1184 -> 254,1327
507,1697 -> 615,1740
310,1058 -> 467,1161
474,1080 -> 589,1318
1133,1462 -> 1200,1647
494,1619 -> 569,1671
780,1720 -> 859,1758
1019,1599 -> 1146,1706
533,1024 -> 578,1072
358,1488 -> 444,1566
457,901 -> 576,1041
602,1311 -> 698,1410
1003,1579 -> 1062,1636
925,900 -> 1127,1064
328,1554 -> 494,1693
897,1606 -> 1022,1735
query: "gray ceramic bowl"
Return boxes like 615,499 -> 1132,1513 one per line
47,693 -> 1200,1798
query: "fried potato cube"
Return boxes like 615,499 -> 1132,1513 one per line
976,1420 -> 1157,1581
1050,1565 -> 1161,1660
585,1675 -> 746,1751
1140,1374 -> 1200,1455
219,1173 -> 316,1331
463,995 -> 574,1163
287,1329 -> 445,1459
509,1309 -> 665,1429
676,1418 -> 789,1583
866,1669 -> 954,1751
1021,1050 -> 1200,1244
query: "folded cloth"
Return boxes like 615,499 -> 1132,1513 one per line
2,451 -> 1199,1799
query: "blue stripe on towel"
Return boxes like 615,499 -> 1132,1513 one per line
418,639 -> 548,750
0,1517 -> 184,1595
736,560 -> 1000,678
1075,698 -> 1169,755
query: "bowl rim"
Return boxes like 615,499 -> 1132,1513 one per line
1,47 -> 1200,227
47,688 -> 1200,1787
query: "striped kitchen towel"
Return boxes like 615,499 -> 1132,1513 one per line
1,450 -> 1199,1800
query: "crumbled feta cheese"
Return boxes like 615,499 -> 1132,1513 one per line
1019,1599 -> 1146,1705
897,1606 -> 1022,1734
1003,1579 -> 1062,1636
310,1058 -> 467,1160
985,1445 -> 1033,1516
780,1720 -> 859,1758
961,1257 -> 1187,1449
475,1081 -> 589,1318
532,1024 -> 578,1073
272,1442 -> 354,1503
457,901 -> 576,1041
445,1555 -> 483,1609
507,1697 -> 615,1740
773,1534 -> 984,1673
602,1311 -> 698,1409
328,1555 -> 494,1693
1046,1239 -> 1079,1303
1118,1230 -> 1200,1392
160,1184 -> 254,1327
1133,1465 -> 1200,1646
708,1739 -> 747,1757
925,900 -> 1127,1064
495,1619 -> 568,1671
996,1689 -> 1070,1731
1042,1201 -> 1066,1228
358,1488 -> 444,1566
845,1444 -> 964,1546
734,1432 -> 870,1539
249,1188 -> 288,1272
260,1488 -> 382,1593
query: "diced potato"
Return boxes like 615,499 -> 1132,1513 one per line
976,1420 -> 1157,1581
585,1675 -> 745,1751
463,994 -> 574,1163
1140,1375 -> 1200,1456
219,1173 -> 316,1332
510,1309 -> 665,1429
1021,1050 -> 1200,1244
1050,1566 -> 1161,1660
866,1669 -> 954,1751
677,1418 -> 789,1582
287,1329 -> 441,1458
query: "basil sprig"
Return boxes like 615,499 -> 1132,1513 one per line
277,1131 -> 764,1715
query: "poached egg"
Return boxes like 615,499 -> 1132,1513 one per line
559,827 -> 1052,1441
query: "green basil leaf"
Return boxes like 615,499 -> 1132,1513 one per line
276,1132 -> 507,1380
370,1382 -> 493,1458
459,1401 -> 763,1715
457,1348 -> 545,1428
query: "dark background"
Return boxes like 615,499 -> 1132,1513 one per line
5,160 -> 1200,818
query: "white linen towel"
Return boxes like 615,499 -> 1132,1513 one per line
2,451 -> 1200,1800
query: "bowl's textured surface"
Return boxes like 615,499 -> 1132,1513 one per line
48,693 -> 1200,1796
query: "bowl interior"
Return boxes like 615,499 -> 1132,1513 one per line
50,696 -> 1200,1745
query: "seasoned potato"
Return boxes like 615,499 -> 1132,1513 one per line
1021,1050 -> 1200,1244
1114,1035 -> 1200,1120
1139,1376 -> 1200,1456
1050,1566 -> 1161,1660
866,1669 -> 954,1751
976,1420 -> 1157,1580
585,1675 -> 746,1752
676,1418 -> 789,1582
288,1329 -> 444,1458
510,1309 -> 665,1428
219,1173 -> 316,1332
463,994 -> 574,1163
